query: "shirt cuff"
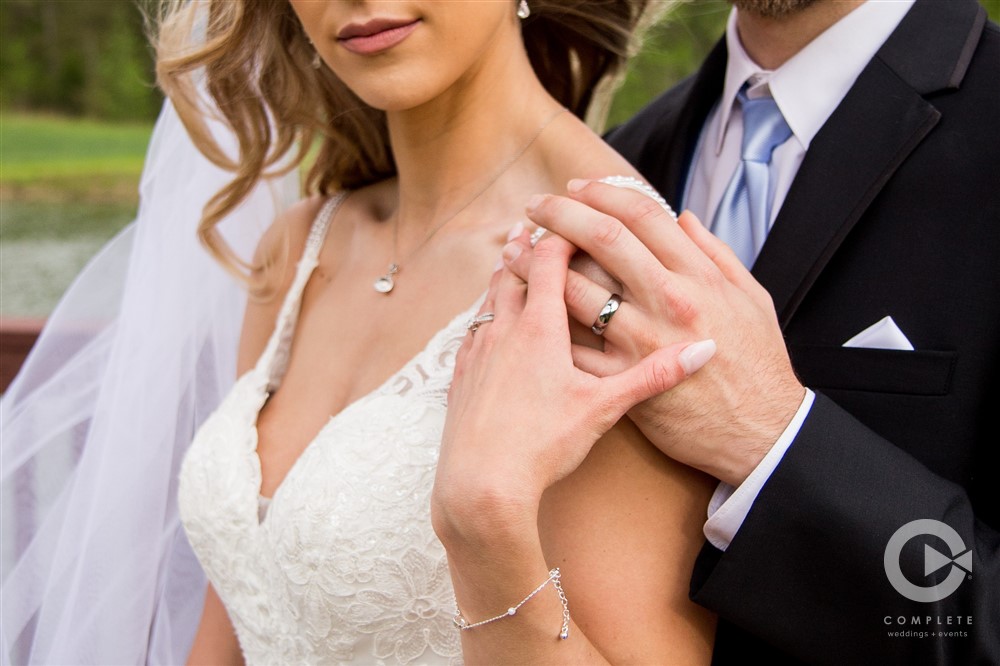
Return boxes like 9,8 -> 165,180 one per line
703,388 -> 816,551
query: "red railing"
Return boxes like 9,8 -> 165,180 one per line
0,318 -> 44,392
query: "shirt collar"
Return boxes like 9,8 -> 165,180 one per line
714,0 -> 915,155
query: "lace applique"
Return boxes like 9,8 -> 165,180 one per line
179,194 -> 475,665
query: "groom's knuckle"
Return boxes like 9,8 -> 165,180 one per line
626,196 -> 665,227
669,290 -> 698,326
591,215 -> 624,250
698,262 -> 724,288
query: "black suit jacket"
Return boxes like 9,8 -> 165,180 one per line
607,1 -> 999,663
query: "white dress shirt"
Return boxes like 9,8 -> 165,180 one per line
694,0 -> 915,551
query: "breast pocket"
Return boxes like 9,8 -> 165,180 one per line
787,344 -> 957,395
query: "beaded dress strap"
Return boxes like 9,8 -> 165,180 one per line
255,193 -> 346,390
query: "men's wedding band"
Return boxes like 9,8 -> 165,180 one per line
591,294 -> 622,336
466,313 -> 495,333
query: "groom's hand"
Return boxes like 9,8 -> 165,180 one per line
512,179 -> 805,487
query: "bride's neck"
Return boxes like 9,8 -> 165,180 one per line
385,47 -> 562,232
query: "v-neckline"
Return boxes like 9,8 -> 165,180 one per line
250,294 -> 483,521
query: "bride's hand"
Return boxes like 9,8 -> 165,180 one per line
432,231 -> 715,543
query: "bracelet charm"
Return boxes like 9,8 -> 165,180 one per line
453,567 -> 570,640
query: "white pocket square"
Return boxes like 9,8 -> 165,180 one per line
842,316 -> 914,351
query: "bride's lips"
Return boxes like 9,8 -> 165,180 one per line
337,18 -> 421,55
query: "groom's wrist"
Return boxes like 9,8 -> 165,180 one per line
706,383 -> 807,487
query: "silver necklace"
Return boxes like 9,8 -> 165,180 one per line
374,107 -> 566,294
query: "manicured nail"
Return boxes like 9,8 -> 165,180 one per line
506,221 -> 524,242
494,257 -> 504,271
679,339 -> 716,376
502,242 -> 523,264
567,178 -> 589,193
525,194 -> 545,213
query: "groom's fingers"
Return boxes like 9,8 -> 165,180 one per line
675,210 -> 756,292
561,180 -> 715,277
507,248 -> 639,347
571,344 -> 622,378
526,194 -> 668,294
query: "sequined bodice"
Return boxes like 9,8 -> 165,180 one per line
179,195 -> 476,665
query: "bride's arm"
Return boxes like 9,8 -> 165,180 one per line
439,423 -> 716,664
433,234 -> 717,663
186,585 -> 244,666
539,420 -> 716,662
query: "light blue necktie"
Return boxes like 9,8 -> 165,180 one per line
711,87 -> 792,268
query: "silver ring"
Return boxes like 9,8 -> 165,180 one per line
529,227 -> 547,247
590,294 -> 622,336
466,312 -> 495,333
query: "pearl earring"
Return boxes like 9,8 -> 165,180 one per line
311,50 -> 322,69
517,0 -> 530,19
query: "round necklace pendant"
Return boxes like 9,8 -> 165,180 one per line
373,275 -> 395,293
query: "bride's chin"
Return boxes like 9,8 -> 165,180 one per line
332,74 -> 442,115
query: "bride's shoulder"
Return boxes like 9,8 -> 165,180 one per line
234,194 -> 334,375
542,113 -> 642,184
253,195 -> 328,272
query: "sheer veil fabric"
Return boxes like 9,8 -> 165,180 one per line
0,96 -> 298,663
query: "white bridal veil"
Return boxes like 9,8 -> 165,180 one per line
0,95 -> 298,663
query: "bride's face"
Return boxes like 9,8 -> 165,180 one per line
290,0 -> 523,112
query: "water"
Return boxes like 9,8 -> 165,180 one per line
0,200 -> 134,316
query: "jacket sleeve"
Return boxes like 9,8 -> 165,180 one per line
690,392 -> 999,664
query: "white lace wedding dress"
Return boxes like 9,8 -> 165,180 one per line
179,194 -> 477,665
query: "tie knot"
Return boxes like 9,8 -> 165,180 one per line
739,90 -> 792,163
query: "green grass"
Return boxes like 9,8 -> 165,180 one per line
0,113 -> 152,198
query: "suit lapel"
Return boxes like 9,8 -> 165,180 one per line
751,62 -> 940,326
752,0 -> 986,327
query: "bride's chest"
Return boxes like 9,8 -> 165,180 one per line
178,378 -> 461,664
179,378 -> 448,557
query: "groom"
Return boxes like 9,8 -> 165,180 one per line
521,0 -> 999,662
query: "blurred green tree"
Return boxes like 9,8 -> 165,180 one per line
0,0 -> 996,123
0,0 -> 160,121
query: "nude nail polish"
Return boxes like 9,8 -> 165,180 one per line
679,339 -> 717,376
506,222 -> 524,242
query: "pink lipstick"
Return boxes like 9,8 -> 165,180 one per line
337,18 -> 420,55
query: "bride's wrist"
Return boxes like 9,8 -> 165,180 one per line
431,476 -> 541,554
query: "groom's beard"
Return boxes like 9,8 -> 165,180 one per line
729,0 -> 821,19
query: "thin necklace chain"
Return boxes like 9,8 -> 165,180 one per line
373,106 -> 566,294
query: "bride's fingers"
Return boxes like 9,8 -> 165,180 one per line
501,236 -> 534,283
492,265 -> 529,330
476,264 -> 504,319
601,339 -> 717,414
523,234 -> 575,326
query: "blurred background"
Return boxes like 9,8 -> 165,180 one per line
1,0 -> 998,327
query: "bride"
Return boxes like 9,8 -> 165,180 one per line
3,1 -> 715,664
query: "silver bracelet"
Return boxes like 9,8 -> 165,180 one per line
452,567 -> 571,640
